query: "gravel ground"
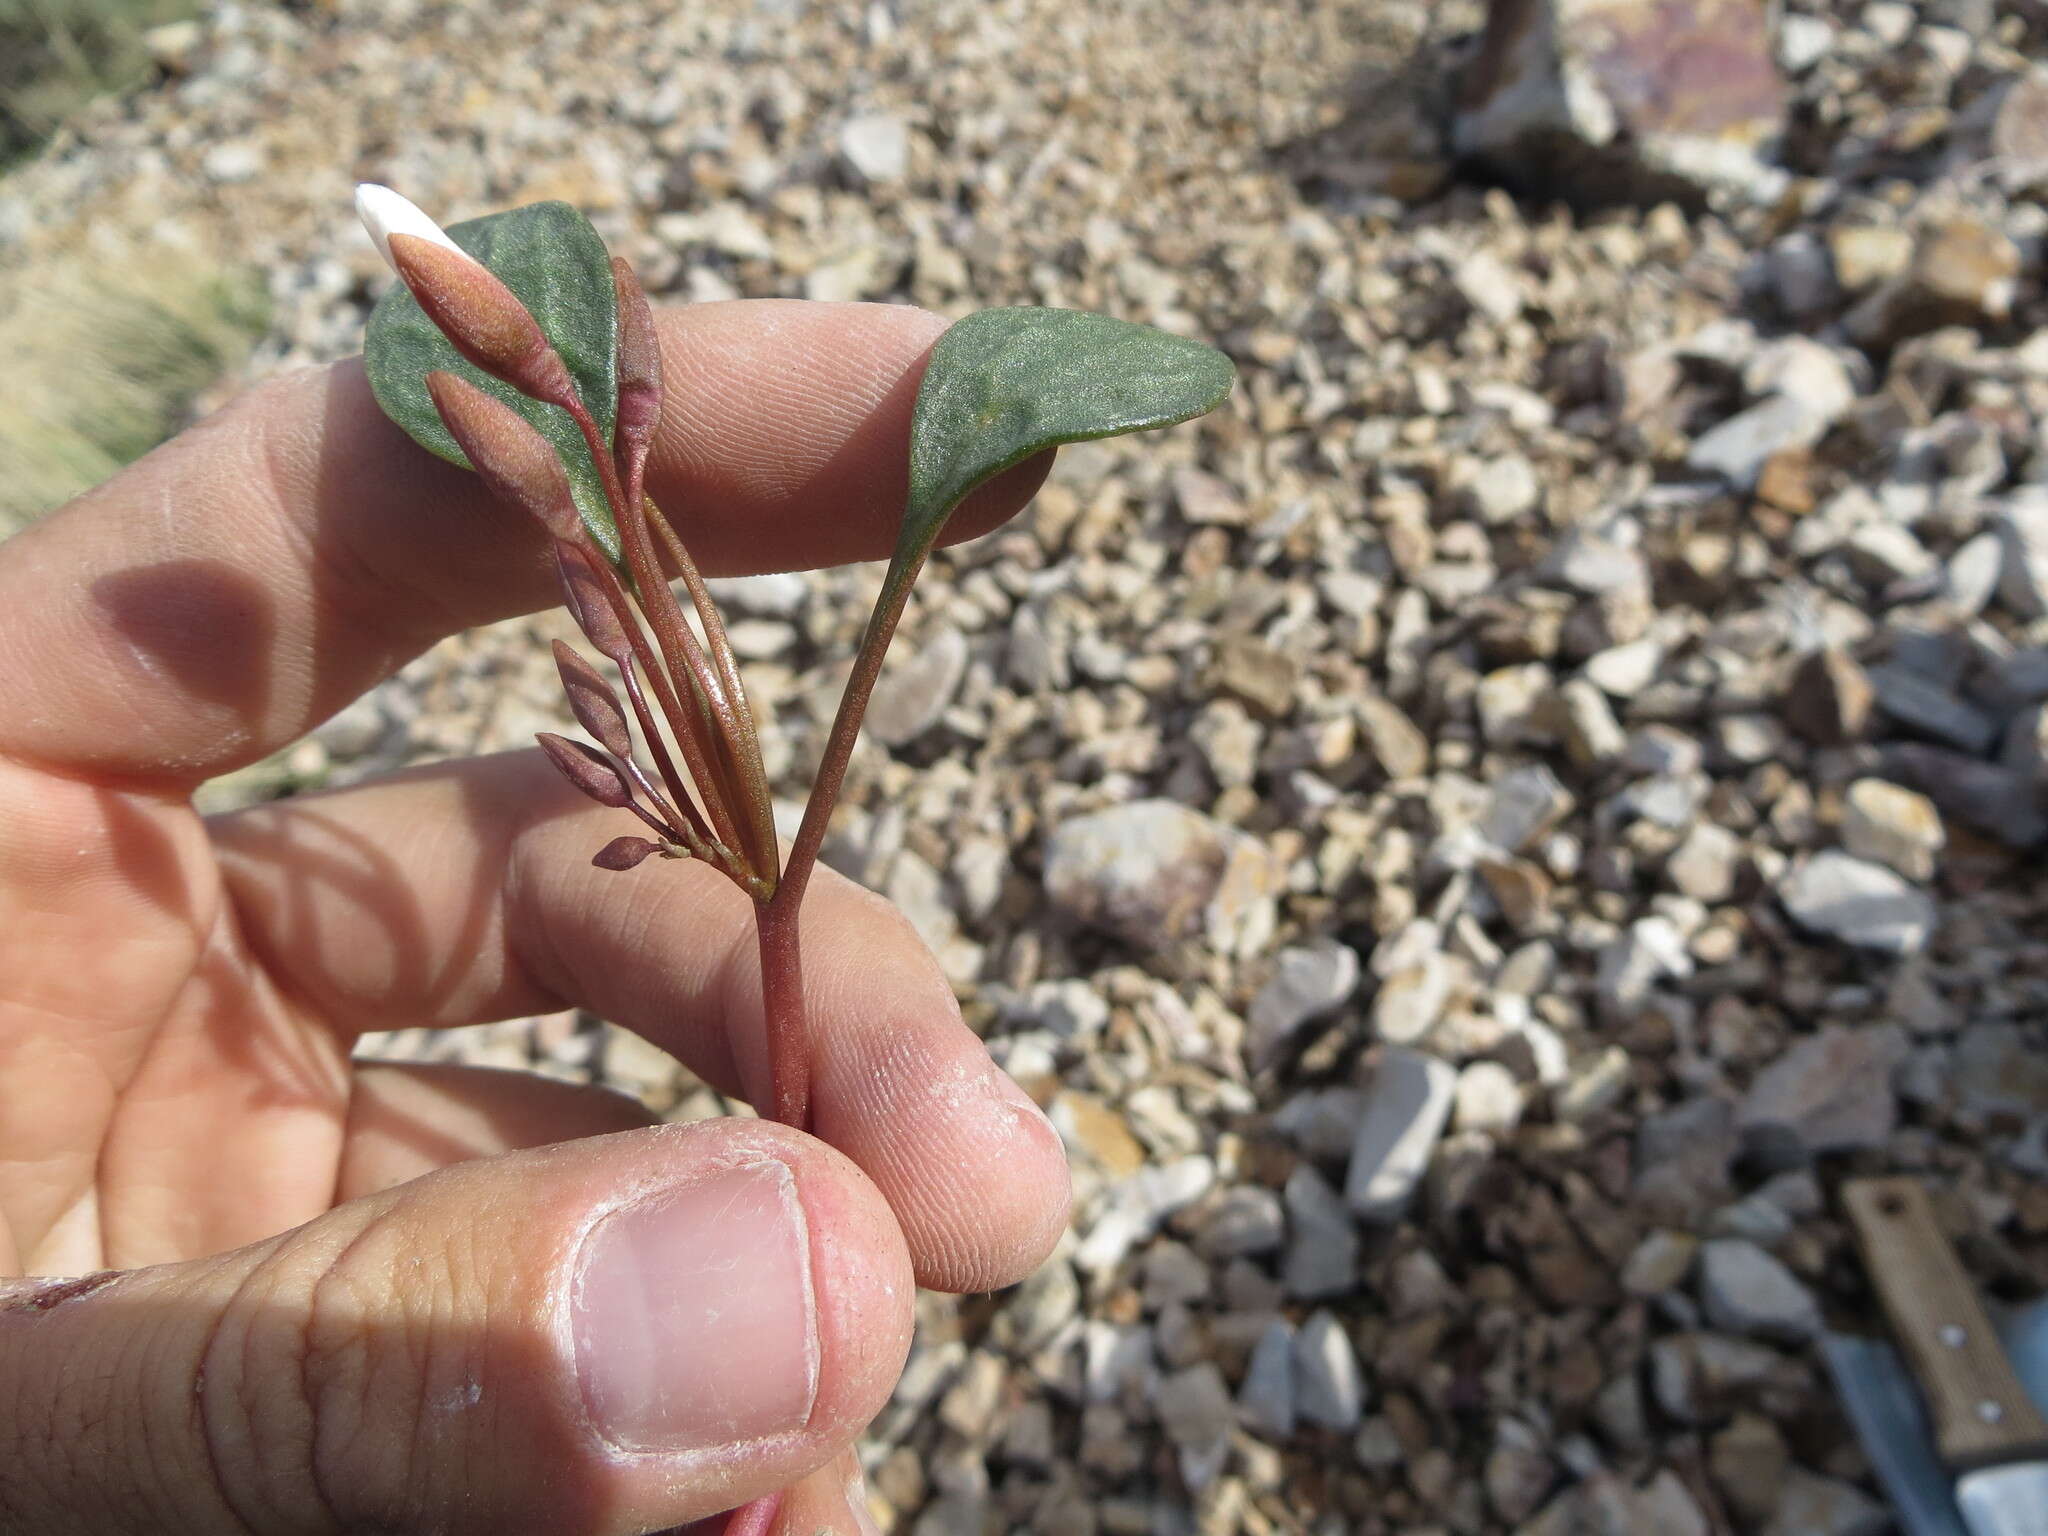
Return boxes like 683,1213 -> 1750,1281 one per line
6,1 -> 2048,1532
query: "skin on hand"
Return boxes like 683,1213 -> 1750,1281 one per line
0,300 -> 1069,1535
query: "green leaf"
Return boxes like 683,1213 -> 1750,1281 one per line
364,201 -> 621,556
899,307 -> 1235,579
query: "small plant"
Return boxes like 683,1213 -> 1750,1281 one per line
356,184 -> 1232,1531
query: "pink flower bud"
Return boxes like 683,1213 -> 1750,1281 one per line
425,371 -> 582,542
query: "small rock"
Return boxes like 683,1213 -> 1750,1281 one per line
1778,851 -> 1936,953
202,140 -> 266,184
1485,1419 -> 1557,1525
1690,397 -> 1828,489
1292,1311 -> 1365,1432
1739,1023 -> 1910,1160
1208,635 -> 1300,719
840,111 -> 909,182
1481,764 -> 1575,854
1454,0 -> 1786,205
1667,822 -> 1742,902
1996,491 -> 2048,619
1454,1060 -> 1524,1134
1191,1184 -> 1286,1259
866,625 -> 969,745
1847,216 -> 2021,349
1710,1413 -> 1790,1525
1358,694 -> 1430,778
1173,466 -> 1251,526
1622,1231 -> 1700,1297
1043,800 -> 1267,950
1237,1320 -> 1295,1440
1347,1048 -> 1457,1220
1543,678 -> 1627,769
1156,1361 -> 1235,1451
1867,661 -> 1998,754
1283,1164 -> 1360,1300
1248,941 -> 1361,1069
1766,1468 -> 1889,1536
1953,1023 -> 2048,1118
1373,952 -> 1455,1045
1698,1239 -> 1822,1342
1465,454 -> 1542,524
1829,224 -> 1914,292
1454,248 -> 1525,324
1947,530 -> 2005,615
1841,778 -> 1943,881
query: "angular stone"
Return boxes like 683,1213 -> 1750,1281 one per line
840,111 -> 909,182
1373,952 -> 1454,1045
1690,396 -> 1829,488
1953,1023 -> 2048,1118
1666,821 -> 1741,902
1173,466 -> 1252,526
1346,1048 -> 1458,1220
1292,1310 -> 1365,1432
1208,634 -> 1300,719
1867,661 -> 1998,754
1043,800 -> 1268,950
1541,677 -> 1627,768
1247,940 -> 1361,1069
866,625 -> 969,746
1454,1060 -> 1524,1134
1454,0 -> 1786,206
1766,1468 -> 1889,1536
1841,778 -> 1943,882
1282,1164 -> 1360,1300
1846,216 -> 2022,349
1884,744 -> 2048,848
1156,1362 -> 1234,1450
1622,1230 -> 1700,1296
1739,1023 -> 1909,1160
1996,489 -> 2048,619
1236,1320 -> 1295,1440
1779,851 -> 1936,953
1358,694 -> 1430,779
1481,763 -> 1575,854
1698,1238 -> 1821,1342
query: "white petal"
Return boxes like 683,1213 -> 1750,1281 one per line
354,183 -> 469,270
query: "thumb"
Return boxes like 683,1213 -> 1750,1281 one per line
0,1121 -> 912,1535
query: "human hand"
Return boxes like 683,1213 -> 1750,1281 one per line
0,301 -> 1070,1534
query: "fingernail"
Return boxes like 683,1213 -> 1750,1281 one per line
573,1161 -> 817,1452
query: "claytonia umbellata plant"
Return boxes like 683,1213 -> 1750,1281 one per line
354,182 -> 1233,1532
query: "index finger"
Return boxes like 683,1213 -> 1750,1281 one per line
0,300 -> 1048,787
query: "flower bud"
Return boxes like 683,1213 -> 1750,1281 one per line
355,183 -> 468,269
592,835 -> 664,870
391,233 -> 578,406
612,256 -> 663,462
552,640 -> 634,760
555,543 -> 633,661
425,371 -> 582,542
536,732 -> 634,809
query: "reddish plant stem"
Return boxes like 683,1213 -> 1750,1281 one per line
746,548 -> 933,1143
562,401 -> 758,870
568,532 -> 742,863
778,551 -> 931,911
645,496 -> 777,883
752,895 -> 810,1135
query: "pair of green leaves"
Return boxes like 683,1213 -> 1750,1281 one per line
365,200 -> 1235,567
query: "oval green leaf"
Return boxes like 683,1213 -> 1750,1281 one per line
364,200 -> 621,556
899,307 -> 1235,578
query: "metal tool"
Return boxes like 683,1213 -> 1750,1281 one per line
1826,1177 -> 2048,1536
